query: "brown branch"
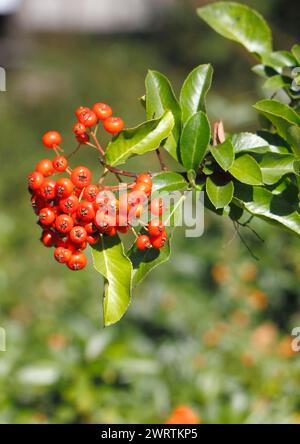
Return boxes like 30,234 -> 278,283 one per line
99,159 -> 138,178
156,148 -> 168,171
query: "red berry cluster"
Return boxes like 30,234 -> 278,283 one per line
73,102 -> 124,144
28,108 -> 168,271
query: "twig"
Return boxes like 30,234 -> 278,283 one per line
99,159 -> 138,178
90,131 -> 105,157
156,148 -> 168,171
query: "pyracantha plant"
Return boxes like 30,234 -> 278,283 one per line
28,2 -> 300,325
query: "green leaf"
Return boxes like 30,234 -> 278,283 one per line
129,236 -> 172,286
262,51 -> 297,72
259,153 -> 300,185
263,75 -> 290,90
91,235 -> 132,326
152,171 -> 188,193
254,99 -> 300,127
234,184 -> 300,237
197,1 -> 272,58
210,138 -> 234,171
254,99 -> 300,157
129,194 -> 186,285
180,111 -> 211,172
291,44 -> 300,65
180,64 -> 213,124
229,154 -> 263,185
105,111 -> 174,166
145,70 -> 181,160
232,132 -> 270,153
206,176 -> 234,209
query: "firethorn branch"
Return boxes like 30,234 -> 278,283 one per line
155,148 -> 168,171
99,159 -> 138,178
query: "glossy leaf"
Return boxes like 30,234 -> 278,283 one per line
263,75 -> 290,90
291,44 -> 300,65
180,111 -> 210,172
91,235 -> 132,326
180,64 -> 213,124
145,70 -> 181,160
262,51 -> 297,72
234,184 -> 300,237
152,172 -> 188,193
210,138 -> 234,171
232,132 -> 270,154
254,99 -> 300,156
206,176 -> 234,209
129,236 -> 172,287
259,153 -> 300,185
105,111 -> 174,166
229,154 -> 263,185
197,2 -> 272,58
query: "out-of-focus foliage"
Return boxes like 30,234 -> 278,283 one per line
0,0 -> 300,424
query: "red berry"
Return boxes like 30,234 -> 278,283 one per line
69,226 -> 87,244
41,230 -> 57,247
55,214 -> 74,233
53,156 -> 68,172
92,102 -> 112,120
95,212 -> 115,232
77,201 -> 95,222
71,166 -> 92,189
73,122 -> 86,136
132,181 -> 152,196
84,222 -> 98,234
39,179 -> 56,200
86,234 -> 100,245
83,184 -> 99,202
28,172 -> 44,190
148,219 -> 165,237
103,117 -> 124,134
31,195 -> 46,214
129,203 -> 144,220
54,247 -> 72,264
67,252 -> 87,271
150,231 -> 168,249
56,177 -> 74,199
150,198 -> 165,216
36,159 -> 54,177
76,133 -> 90,144
136,173 -> 152,185
77,108 -> 97,128
59,194 -> 79,213
75,106 -> 89,119
42,131 -> 62,149
106,226 -> 117,237
136,235 -> 151,251
39,207 -> 56,225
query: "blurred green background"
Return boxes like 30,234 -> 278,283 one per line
1,0 -> 300,424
